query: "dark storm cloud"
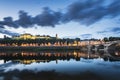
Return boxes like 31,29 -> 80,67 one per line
0,25 -> 4,28
107,0 -> 120,17
1,0 -> 120,28
0,27 -> 19,36
3,17 -> 18,28
0,8 -> 62,35
0,7 -> 62,28
0,11 -> 34,28
0,0 -> 120,35
34,7 -> 62,27
15,10 -> 34,28
62,0 -> 120,25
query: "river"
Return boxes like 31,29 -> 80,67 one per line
0,50 -> 120,80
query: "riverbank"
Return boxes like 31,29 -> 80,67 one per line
0,46 -> 87,51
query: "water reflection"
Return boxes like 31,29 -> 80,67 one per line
0,50 -> 120,64
0,50 -> 120,80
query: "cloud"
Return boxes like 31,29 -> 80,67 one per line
3,17 -> 19,28
110,27 -> 120,33
0,25 -> 4,28
97,30 -> 109,34
0,0 -> 120,28
34,7 -> 62,27
97,27 -> 120,34
0,8 -> 62,35
0,7 -> 62,29
0,27 -> 19,36
80,34 -> 92,39
62,0 -> 120,25
0,0 -> 120,35
15,10 -> 34,28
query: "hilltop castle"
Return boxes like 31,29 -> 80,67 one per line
12,33 -> 58,40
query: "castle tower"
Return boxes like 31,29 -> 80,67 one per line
56,34 -> 58,39
4,35 -> 7,39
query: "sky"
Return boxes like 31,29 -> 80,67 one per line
0,0 -> 120,39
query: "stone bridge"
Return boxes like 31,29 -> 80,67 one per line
88,40 -> 120,51
104,40 -> 120,50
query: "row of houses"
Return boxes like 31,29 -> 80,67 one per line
0,33 -> 105,47
0,40 -> 104,47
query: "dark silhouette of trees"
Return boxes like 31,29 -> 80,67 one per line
0,38 -> 81,46
103,37 -> 120,42
103,37 -> 109,42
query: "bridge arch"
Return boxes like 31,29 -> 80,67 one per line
107,41 -> 120,47
102,41 -> 120,50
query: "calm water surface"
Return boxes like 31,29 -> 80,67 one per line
0,50 -> 120,80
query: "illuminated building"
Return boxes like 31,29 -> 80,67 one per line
12,33 -> 58,40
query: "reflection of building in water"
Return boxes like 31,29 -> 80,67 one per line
13,59 -> 59,64
14,60 -> 51,64
20,51 -> 100,59
0,51 -> 120,64
0,60 -> 4,64
115,52 -> 120,56
0,51 -> 99,64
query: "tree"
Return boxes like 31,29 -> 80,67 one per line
103,37 -> 109,42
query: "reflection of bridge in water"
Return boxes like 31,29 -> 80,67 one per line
0,50 -> 120,64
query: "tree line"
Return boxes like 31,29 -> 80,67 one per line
0,38 -> 80,46
103,37 -> 120,42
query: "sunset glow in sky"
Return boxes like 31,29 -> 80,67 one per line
0,0 -> 120,39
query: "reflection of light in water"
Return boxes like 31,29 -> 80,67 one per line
73,51 -> 77,56
0,51 -> 120,80
115,52 -> 119,56
2,57 -> 120,79
0,60 -> 4,64
87,51 -> 90,59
